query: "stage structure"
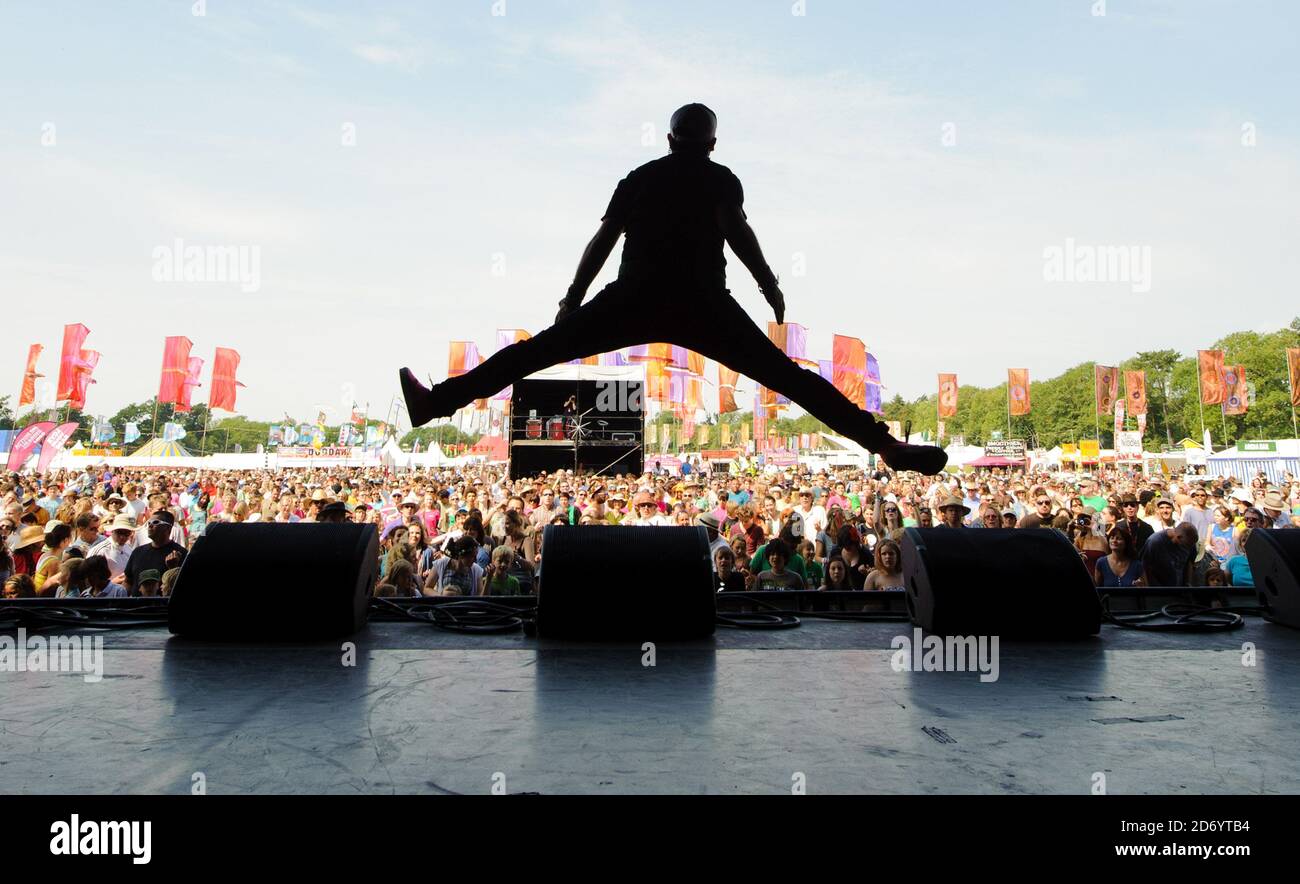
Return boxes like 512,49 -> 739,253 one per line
508,364 -> 645,479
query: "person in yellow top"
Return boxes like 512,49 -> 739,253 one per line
33,522 -> 74,595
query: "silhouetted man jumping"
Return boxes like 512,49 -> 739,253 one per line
401,103 -> 948,474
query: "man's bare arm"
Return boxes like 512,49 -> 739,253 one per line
556,218 -> 623,321
716,204 -> 784,322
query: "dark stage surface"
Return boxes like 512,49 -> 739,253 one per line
2,617 -> 1296,795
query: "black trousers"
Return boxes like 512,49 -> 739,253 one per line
430,279 -> 892,451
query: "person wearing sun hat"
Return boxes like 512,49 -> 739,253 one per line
11,524 -> 47,576
1261,489 -> 1293,528
936,495 -> 970,529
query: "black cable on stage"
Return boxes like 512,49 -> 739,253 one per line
1101,599 -> 1256,632
369,596 -> 528,634
0,604 -> 171,632
714,593 -> 910,629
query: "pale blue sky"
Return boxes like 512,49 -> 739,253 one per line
3,0 -> 1296,425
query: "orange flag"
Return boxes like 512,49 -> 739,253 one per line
1223,365 -> 1248,415
1095,365 -> 1118,415
832,335 -> 867,408
1124,369 -> 1147,415
1198,350 -> 1226,405
1008,369 -> 1031,416
718,366 -> 739,413
938,373 -> 958,418
19,344 -> 43,407
210,347 -> 245,412
1288,348 -> 1300,408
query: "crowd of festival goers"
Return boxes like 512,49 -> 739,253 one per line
2,460 -> 1297,600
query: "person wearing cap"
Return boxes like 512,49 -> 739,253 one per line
936,496 -> 970,529
123,510 -> 187,595
87,513 -> 138,581
134,568 -> 163,598
695,512 -> 730,567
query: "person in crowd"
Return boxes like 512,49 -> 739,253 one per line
1261,490 -> 1294,528
1223,529 -> 1255,587
936,496 -> 969,529
123,511 -> 186,595
161,567 -> 181,597
3,573 -> 36,599
746,538 -> 805,591
863,538 -> 904,591
1141,522 -> 1199,588
68,512 -> 104,555
1069,509 -> 1110,578
135,568 -> 163,598
79,555 -> 126,598
821,556 -> 855,591
482,544 -> 521,596
1116,495 -> 1155,549
87,514 -> 136,582
1000,510 -> 1018,528
1095,525 -> 1143,588
33,522 -> 74,595
797,539 -> 823,587
1242,507 -> 1267,531
707,545 -> 741,592
1179,486 -> 1213,536
426,536 -> 484,596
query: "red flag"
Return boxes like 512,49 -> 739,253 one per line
1198,350 -> 1226,405
832,335 -> 867,408
1095,365 -> 1118,415
36,421 -> 79,475
68,350 -> 99,411
1124,369 -> 1147,415
19,344 -> 43,407
158,336 -> 194,404
175,356 -> 204,413
210,347 -> 245,412
1008,369 -> 1031,416
6,421 -> 55,472
56,324 -> 90,402
938,373 -> 959,418
1223,365 -> 1248,415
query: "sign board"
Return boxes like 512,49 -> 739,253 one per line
1116,431 -> 1143,458
1079,440 -> 1101,459
1236,440 -> 1276,453
278,446 -> 357,459
983,439 -> 1026,460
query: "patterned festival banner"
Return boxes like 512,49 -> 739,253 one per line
831,335 -> 866,408
1222,364 -> 1248,416
1124,369 -> 1147,416
1198,350 -> 1226,405
1008,368 -> 1031,416
1288,348 -> 1300,408
1095,364 -> 1118,416
938,373 -> 958,418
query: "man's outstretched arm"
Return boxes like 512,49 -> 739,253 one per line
556,218 -> 623,322
716,203 -> 784,324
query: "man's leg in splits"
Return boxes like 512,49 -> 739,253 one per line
400,281 -> 650,423
679,293 -> 947,473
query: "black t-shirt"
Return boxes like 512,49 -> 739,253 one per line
124,541 -> 187,591
602,152 -> 745,290
716,571 -> 746,593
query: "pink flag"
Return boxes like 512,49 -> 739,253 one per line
6,421 -> 56,472
56,324 -> 90,402
209,347 -> 245,412
68,350 -> 100,411
175,356 -> 204,413
158,336 -> 194,404
36,421 -> 79,474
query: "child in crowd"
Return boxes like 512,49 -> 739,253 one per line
747,539 -> 805,591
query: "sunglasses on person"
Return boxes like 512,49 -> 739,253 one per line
1036,499 -> 1052,506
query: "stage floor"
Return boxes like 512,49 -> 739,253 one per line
2,619 -> 1297,795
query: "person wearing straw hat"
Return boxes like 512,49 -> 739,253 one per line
11,525 -> 46,576
936,495 -> 970,529
1261,490 -> 1294,528
87,513 -> 138,581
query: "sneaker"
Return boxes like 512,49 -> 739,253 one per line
877,441 -> 949,474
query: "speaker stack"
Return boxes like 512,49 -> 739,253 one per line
168,522 -> 378,641
899,527 -> 1101,638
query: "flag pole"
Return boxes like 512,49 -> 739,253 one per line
1194,353 -> 1207,441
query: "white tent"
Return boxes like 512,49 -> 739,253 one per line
1206,439 -> 1300,483
942,444 -> 986,468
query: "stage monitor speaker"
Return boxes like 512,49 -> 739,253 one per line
168,522 -> 378,641
1247,529 -> 1300,629
899,527 -> 1101,638
536,525 -> 714,639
